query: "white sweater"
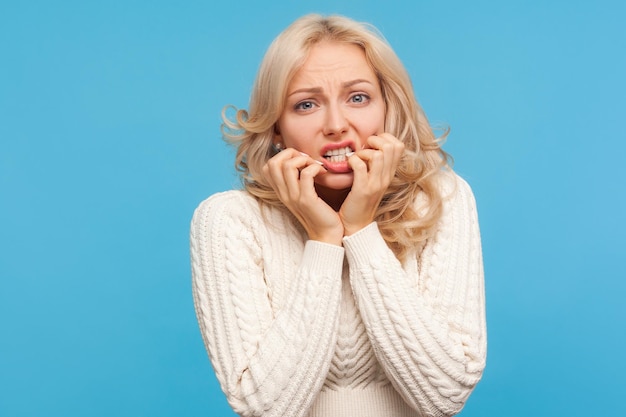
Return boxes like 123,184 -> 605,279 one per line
190,172 -> 486,417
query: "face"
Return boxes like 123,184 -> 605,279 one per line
276,41 -> 386,195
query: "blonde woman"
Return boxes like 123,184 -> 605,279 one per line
191,14 -> 486,417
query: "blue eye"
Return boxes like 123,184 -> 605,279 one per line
295,101 -> 315,111
351,94 -> 369,103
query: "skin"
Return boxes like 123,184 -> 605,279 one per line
262,41 -> 405,246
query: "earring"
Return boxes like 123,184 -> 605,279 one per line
271,142 -> 284,154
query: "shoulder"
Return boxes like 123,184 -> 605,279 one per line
193,189 -> 259,217
191,190 -> 263,236
436,170 -> 478,213
412,170 -> 477,215
437,170 -> 474,198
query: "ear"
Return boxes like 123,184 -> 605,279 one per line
272,124 -> 283,148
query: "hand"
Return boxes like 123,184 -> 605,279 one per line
263,148 -> 344,245
339,133 -> 405,235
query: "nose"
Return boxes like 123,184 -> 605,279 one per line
322,103 -> 348,138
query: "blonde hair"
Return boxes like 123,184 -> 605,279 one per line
222,14 -> 451,261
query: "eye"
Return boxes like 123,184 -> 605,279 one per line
294,100 -> 316,111
350,93 -> 370,104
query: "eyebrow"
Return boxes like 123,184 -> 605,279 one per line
287,79 -> 374,97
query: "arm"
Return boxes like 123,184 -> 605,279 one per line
343,175 -> 486,417
191,192 -> 343,417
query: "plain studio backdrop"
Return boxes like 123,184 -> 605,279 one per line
1,1 -> 624,416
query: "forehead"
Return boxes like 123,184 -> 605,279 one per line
289,41 -> 377,86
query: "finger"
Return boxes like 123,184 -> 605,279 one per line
366,134 -> 404,181
264,157 -> 288,194
376,133 -> 405,162
353,148 -> 384,178
281,154 -> 312,198
380,142 -> 398,181
265,149 -> 306,199
347,151 -> 371,189
298,163 -> 327,200
367,133 -> 405,158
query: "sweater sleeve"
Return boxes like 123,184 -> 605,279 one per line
190,192 -> 344,417
343,174 -> 486,417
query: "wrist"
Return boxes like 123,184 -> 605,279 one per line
308,227 -> 344,246
343,223 -> 369,237
309,234 -> 343,246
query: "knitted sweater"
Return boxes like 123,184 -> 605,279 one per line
190,172 -> 486,417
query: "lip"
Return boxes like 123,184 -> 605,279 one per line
319,140 -> 356,173
320,140 -> 355,155
323,160 -> 353,173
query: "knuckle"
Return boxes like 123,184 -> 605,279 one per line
299,168 -> 312,178
267,158 -> 280,169
283,160 -> 298,171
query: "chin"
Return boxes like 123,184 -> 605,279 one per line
315,173 -> 354,192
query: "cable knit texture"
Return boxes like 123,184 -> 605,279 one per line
190,172 -> 486,417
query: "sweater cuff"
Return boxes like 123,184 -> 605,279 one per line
300,240 -> 345,276
342,222 -> 390,266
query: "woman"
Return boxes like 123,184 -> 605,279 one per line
191,14 -> 486,417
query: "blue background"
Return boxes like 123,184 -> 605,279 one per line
1,1 -> 624,416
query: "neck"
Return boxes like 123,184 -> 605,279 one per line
315,184 -> 350,211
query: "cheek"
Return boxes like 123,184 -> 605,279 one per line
281,116 -> 318,147
360,107 -> 386,134
376,104 -> 387,131
375,114 -> 386,133
358,100 -> 385,129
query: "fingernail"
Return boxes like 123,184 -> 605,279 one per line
345,151 -> 355,157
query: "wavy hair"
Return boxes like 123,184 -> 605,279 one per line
222,14 -> 451,261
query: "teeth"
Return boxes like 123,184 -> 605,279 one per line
323,146 -> 353,162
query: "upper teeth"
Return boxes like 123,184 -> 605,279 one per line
324,146 -> 353,157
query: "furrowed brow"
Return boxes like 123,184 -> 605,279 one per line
342,79 -> 373,89
287,87 -> 322,97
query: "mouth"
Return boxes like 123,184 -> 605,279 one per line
323,146 -> 355,163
